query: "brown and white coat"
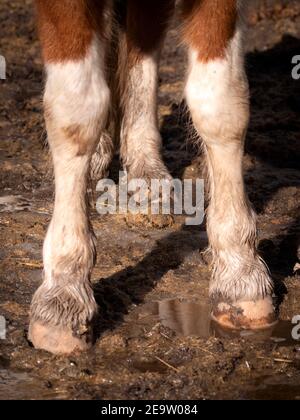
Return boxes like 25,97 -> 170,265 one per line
29,0 -> 276,354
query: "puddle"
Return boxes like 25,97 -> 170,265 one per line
0,369 -> 68,400
245,376 -> 300,400
0,195 -> 30,212
248,383 -> 300,400
141,299 -> 299,345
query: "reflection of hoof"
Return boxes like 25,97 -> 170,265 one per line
211,296 -> 277,330
211,319 -> 277,342
29,321 -> 92,355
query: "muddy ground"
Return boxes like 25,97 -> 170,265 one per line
0,0 -> 300,400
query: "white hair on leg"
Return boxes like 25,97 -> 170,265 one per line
120,53 -> 171,181
29,36 -> 111,353
185,28 -> 274,327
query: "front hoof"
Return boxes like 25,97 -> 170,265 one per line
211,296 -> 277,330
28,321 -> 93,355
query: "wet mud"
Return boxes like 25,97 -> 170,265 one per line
0,0 -> 300,400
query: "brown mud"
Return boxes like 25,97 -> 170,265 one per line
0,0 -> 300,400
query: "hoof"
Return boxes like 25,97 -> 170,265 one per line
28,321 -> 92,355
211,296 -> 277,330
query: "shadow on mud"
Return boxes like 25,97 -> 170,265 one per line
94,224 -> 207,337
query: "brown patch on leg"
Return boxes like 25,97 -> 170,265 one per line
114,1 -> 175,229
125,0 -> 175,65
35,0 -> 107,62
62,124 -> 98,157
115,0 -> 175,108
110,1 -> 175,142
117,0 -> 175,144
181,0 -> 238,61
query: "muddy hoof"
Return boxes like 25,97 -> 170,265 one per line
28,321 -> 92,355
211,296 -> 277,330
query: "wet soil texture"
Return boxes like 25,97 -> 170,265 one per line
0,0 -> 300,400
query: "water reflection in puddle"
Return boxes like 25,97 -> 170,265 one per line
0,195 -> 30,212
245,376 -> 300,400
142,299 -> 298,344
0,369 -> 68,400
